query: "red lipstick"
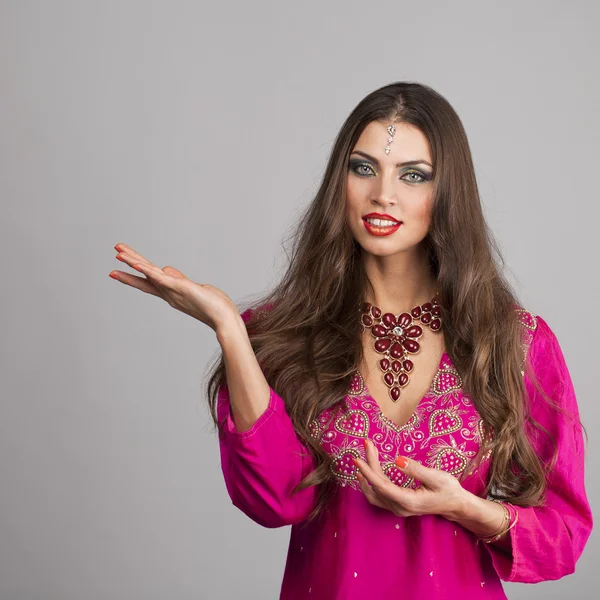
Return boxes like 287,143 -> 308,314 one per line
362,213 -> 402,236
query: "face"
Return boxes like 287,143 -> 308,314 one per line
346,121 -> 434,257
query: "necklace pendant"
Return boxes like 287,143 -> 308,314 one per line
360,295 -> 442,403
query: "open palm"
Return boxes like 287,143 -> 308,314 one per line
109,242 -> 238,332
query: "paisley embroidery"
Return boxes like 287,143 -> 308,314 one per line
307,306 -> 538,490
330,447 -> 361,483
347,370 -> 366,396
516,308 -> 538,375
429,437 -> 476,475
428,406 -> 463,437
334,409 -> 370,438
431,367 -> 463,396
382,462 -> 416,488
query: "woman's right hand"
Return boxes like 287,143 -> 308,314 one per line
109,242 -> 240,333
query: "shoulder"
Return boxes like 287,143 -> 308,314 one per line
512,306 -> 570,378
513,306 -> 561,359
514,308 -> 574,397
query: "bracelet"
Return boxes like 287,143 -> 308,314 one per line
475,500 -> 519,545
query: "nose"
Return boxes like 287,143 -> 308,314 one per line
371,173 -> 397,207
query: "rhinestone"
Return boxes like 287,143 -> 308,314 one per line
354,572 -> 357,578
392,326 -> 403,336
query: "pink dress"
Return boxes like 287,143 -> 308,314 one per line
216,308 -> 593,599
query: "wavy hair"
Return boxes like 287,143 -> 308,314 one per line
206,81 -> 587,525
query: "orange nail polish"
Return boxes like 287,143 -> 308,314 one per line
363,439 -> 368,450
395,456 -> 408,469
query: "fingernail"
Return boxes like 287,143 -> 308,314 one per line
395,456 -> 408,469
114,244 -> 121,251
109,272 -> 119,280
363,439 -> 369,450
116,255 -> 125,262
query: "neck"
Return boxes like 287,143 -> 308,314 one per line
361,244 -> 437,314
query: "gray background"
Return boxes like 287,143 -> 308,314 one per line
1,1 -> 597,598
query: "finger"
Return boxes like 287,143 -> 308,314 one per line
162,265 -> 187,279
116,250 -> 160,273
109,271 -> 161,297
128,261 -> 178,289
356,470 -> 388,508
114,243 -> 155,267
353,456 -> 394,498
394,455 -> 442,491
364,439 -> 388,479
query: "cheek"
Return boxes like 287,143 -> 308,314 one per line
408,195 -> 434,228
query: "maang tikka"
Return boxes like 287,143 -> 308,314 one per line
385,124 -> 396,154
359,297 -> 443,402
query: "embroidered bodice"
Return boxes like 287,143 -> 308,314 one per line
308,308 -> 538,492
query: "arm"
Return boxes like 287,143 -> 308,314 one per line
478,315 -> 593,583
216,308 -> 318,528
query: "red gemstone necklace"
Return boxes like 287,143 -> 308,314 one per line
359,296 -> 443,402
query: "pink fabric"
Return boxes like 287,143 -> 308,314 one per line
216,309 -> 593,599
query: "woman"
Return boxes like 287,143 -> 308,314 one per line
109,82 -> 593,599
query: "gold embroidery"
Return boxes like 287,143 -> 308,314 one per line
330,447 -> 362,484
333,409 -> 370,438
347,370 -> 366,395
428,406 -> 463,437
515,308 -> 538,376
382,462 -> 416,488
379,411 -> 420,435
431,367 -> 463,396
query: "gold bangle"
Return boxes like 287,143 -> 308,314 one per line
480,510 -> 519,544
476,500 -> 518,545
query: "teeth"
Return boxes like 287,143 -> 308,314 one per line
365,218 -> 398,227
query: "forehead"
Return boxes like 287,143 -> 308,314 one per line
352,121 -> 431,162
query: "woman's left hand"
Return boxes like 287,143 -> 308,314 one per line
353,439 -> 469,521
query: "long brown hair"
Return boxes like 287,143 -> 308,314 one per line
206,81 -> 587,524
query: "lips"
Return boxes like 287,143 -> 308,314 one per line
363,213 -> 401,223
363,218 -> 402,237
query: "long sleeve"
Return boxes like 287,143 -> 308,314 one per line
216,308 -> 318,528
483,315 -> 594,583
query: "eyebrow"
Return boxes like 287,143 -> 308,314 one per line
350,150 -> 433,169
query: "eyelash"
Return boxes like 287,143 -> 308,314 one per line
349,161 -> 430,183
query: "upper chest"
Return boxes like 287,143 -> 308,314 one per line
358,325 -> 446,431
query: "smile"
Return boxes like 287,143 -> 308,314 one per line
362,217 -> 402,236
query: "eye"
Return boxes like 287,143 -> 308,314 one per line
349,160 -> 376,177
401,170 -> 429,184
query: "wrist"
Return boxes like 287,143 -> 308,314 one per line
215,312 -> 248,345
443,488 -> 476,522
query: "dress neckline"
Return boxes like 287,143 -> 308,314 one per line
357,350 -> 449,431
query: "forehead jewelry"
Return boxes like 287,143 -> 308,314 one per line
384,124 -> 396,154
